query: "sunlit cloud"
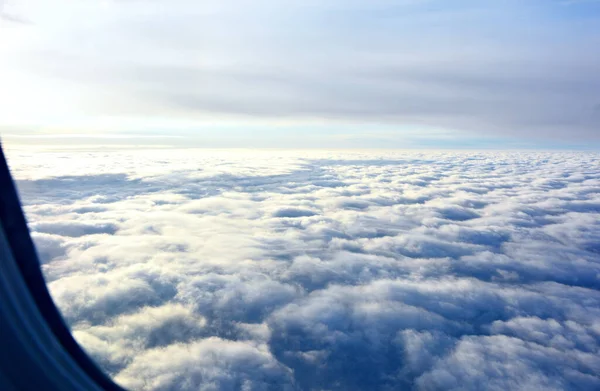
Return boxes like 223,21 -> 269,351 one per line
8,147 -> 600,390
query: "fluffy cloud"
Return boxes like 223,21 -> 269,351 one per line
7,147 -> 600,390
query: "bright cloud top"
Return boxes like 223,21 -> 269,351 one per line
8,148 -> 600,390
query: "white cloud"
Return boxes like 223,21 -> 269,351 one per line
114,338 -> 294,391
7,147 -> 600,390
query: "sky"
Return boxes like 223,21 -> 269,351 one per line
1,0 -> 600,148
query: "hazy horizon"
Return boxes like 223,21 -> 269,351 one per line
2,0 -> 600,149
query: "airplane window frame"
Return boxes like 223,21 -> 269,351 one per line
0,143 -> 125,391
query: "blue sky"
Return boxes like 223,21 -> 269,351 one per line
1,0 -> 599,149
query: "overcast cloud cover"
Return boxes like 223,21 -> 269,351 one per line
6,147 -> 600,390
1,0 -> 600,147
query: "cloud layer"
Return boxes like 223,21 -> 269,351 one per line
8,148 -> 600,390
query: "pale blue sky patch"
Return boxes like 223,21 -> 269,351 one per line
1,0 -> 599,149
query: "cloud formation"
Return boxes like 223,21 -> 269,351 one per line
8,147 -> 600,390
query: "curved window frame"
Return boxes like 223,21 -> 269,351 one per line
0,143 -> 125,391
